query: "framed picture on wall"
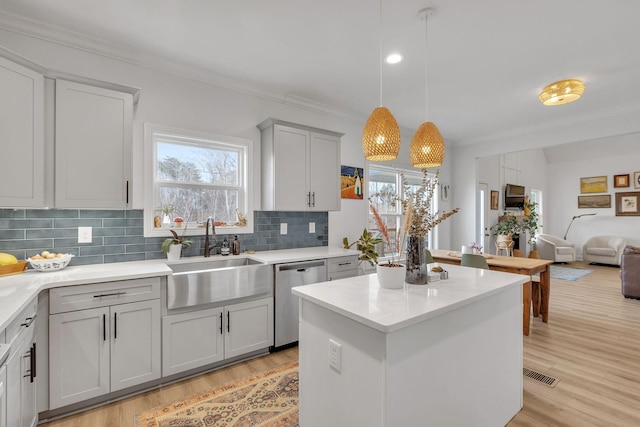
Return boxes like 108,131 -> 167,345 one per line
490,190 -> 499,210
634,171 -> 640,189
580,176 -> 608,193
615,191 -> 640,216
578,195 -> 611,208
614,174 -> 630,188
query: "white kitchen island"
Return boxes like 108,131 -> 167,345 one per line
292,264 -> 528,427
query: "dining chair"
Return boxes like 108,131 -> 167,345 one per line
460,253 -> 489,270
424,249 -> 434,264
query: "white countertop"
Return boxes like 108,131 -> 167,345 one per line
249,247 -> 359,264
292,264 -> 528,333
0,246 -> 359,333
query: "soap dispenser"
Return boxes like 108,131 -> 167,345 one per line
221,237 -> 230,256
232,235 -> 240,255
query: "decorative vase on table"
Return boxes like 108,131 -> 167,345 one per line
376,263 -> 406,289
406,235 -> 430,285
166,243 -> 182,261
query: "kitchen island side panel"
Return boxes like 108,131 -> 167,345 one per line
298,284 -> 522,427
298,299 -> 386,427
386,284 -> 523,427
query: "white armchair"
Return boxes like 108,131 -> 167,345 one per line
583,235 -> 626,266
536,234 -> 576,262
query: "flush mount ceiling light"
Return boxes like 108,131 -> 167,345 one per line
410,7 -> 444,169
539,79 -> 585,106
362,0 -> 401,162
385,53 -> 403,64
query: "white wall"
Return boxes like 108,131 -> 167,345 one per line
472,133 -> 640,258
0,28 -> 457,250
545,133 -> 640,254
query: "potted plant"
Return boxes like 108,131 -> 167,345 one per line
369,204 -> 411,289
162,229 -> 193,261
491,213 -> 522,252
157,205 -> 174,227
343,228 -> 383,268
521,198 -> 540,255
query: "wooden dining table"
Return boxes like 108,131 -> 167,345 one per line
429,249 -> 553,336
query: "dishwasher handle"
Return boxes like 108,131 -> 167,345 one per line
277,260 -> 326,272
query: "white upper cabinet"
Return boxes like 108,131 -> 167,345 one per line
259,119 -> 342,211
55,80 -> 133,208
0,56 -> 45,208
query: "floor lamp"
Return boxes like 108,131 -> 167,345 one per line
563,213 -> 596,240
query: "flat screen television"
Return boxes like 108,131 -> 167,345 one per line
504,183 -> 525,209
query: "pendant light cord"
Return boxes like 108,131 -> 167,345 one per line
423,10 -> 430,121
379,0 -> 383,106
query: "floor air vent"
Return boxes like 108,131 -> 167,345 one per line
523,368 -> 559,387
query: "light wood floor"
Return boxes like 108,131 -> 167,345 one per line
40,262 -> 640,426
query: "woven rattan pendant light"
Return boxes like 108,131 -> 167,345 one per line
410,8 -> 444,169
362,0 -> 400,162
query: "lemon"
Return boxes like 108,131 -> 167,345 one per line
0,253 -> 19,266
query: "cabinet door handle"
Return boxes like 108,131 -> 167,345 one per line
227,311 -> 230,333
20,315 -> 37,328
114,312 -> 117,339
103,314 -> 106,341
312,192 -> 316,207
22,344 -> 36,382
219,312 -> 223,335
126,180 -> 129,204
307,192 -> 311,207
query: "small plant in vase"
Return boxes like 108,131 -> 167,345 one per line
370,202 -> 412,289
469,242 -> 483,254
162,229 -> 193,261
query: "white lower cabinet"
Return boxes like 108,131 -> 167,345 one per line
0,364 -> 6,427
162,298 -> 273,377
6,322 -> 37,427
5,299 -> 37,427
49,299 -> 161,409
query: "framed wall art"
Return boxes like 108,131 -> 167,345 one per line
580,176 -> 608,193
614,174 -> 630,188
577,194 -> 611,209
634,171 -> 640,189
490,190 -> 499,210
340,165 -> 364,199
615,191 -> 640,216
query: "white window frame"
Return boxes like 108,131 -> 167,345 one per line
143,123 -> 255,238
368,165 -> 438,260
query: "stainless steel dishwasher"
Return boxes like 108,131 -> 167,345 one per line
274,259 -> 327,348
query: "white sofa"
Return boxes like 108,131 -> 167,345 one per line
583,235 -> 626,266
536,234 -> 576,262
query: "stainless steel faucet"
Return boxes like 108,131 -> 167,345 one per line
204,217 -> 217,257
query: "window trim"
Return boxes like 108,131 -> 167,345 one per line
143,123 -> 255,238
367,165 -> 438,259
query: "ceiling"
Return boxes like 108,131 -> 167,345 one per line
1,0 -> 640,147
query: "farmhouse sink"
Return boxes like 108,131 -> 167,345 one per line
169,257 -> 263,273
167,257 -> 272,309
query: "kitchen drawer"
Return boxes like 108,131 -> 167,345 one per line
50,277 -> 161,314
328,270 -> 359,281
327,256 -> 359,273
4,296 -> 37,345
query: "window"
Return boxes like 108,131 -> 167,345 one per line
144,124 -> 254,237
368,165 -> 436,258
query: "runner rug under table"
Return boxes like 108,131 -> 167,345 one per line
135,361 -> 299,427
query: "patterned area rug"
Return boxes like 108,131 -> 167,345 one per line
549,265 -> 594,281
135,361 -> 299,427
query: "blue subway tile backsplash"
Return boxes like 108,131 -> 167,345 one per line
0,209 -> 328,266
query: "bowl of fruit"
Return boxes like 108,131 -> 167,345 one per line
27,251 -> 74,272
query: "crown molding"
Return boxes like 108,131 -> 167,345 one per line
0,10 -> 365,125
